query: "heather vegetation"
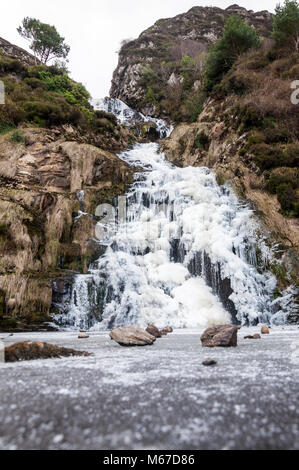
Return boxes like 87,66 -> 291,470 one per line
0,56 -> 125,148
216,2 -> 299,217
205,15 -> 261,91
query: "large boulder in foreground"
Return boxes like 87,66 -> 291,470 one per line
146,324 -> 161,338
5,341 -> 91,362
110,326 -> 156,346
201,325 -> 239,348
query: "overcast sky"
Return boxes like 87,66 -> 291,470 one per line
1,1 -> 278,98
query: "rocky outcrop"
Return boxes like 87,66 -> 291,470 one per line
4,341 -> 91,362
201,325 -> 239,347
0,37 -> 37,66
0,127 -> 134,331
110,5 -> 273,116
109,326 -> 156,346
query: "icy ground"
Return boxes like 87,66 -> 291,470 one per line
0,326 -> 298,450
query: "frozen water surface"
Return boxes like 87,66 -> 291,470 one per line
0,327 -> 298,450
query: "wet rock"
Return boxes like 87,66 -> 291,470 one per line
202,358 -> 217,366
244,334 -> 261,339
201,325 -> 238,348
78,333 -> 89,339
261,325 -> 270,334
244,333 -> 261,339
146,324 -> 161,338
4,341 -> 91,362
109,326 -> 156,346
160,327 -> 174,336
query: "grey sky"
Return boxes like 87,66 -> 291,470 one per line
1,1 -> 279,98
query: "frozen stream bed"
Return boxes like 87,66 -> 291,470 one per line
0,326 -> 299,450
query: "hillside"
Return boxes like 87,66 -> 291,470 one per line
110,5 -> 273,121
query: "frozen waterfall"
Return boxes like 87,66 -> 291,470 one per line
56,140 -> 288,330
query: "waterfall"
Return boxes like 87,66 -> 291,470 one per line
91,97 -> 173,138
56,138 -> 294,330
53,98 -> 296,331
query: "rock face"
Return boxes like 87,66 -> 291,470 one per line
0,127 -> 134,331
110,326 -> 156,346
146,324 -> 161,338
0,37 -> 37,66
110,5 -> 273,115
201,325 -> 238,347
4,341 -> 91,362
0,36 -> 140,331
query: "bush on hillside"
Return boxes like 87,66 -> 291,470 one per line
272,0 -> 299,51
205,15 -> 261,90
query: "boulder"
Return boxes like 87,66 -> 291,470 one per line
201,325 -> 238,348
146,324 -> 161,338
244,334 -> 261,339
4,341 -> 91,362
160,326 -> 174,336
78,333 -> 89,339
261,325 -> 270,334
202,358 -> 217,366
110,326 -> 156,346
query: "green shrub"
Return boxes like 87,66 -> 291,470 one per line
95,110 -> 117,125
277,183 -> 297,211
0,57 -> 27,75
205,15 -> 261,90
0,124 -> 14,135
252,143 -> 284,170
236,104 -> 264,132
266,167 -> 299,193
272,0 -> 299,50
23,77 -> 45,89
194,131 -> 210,150
10,130 -> 25,143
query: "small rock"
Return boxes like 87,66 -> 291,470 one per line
244,334 -> 261,339
201,325 -> 238,347
5,342 -> 91,362
78,333 -> 89,339
202,358 -> 217,366
160,326 -> 173,336
110,326 -> 156,346
146,324 -> 161,338
261,325 -> 270,335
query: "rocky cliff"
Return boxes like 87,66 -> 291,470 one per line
110,5 -> 273,118
0,37 -> 37,66
0,39 -> 137,331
